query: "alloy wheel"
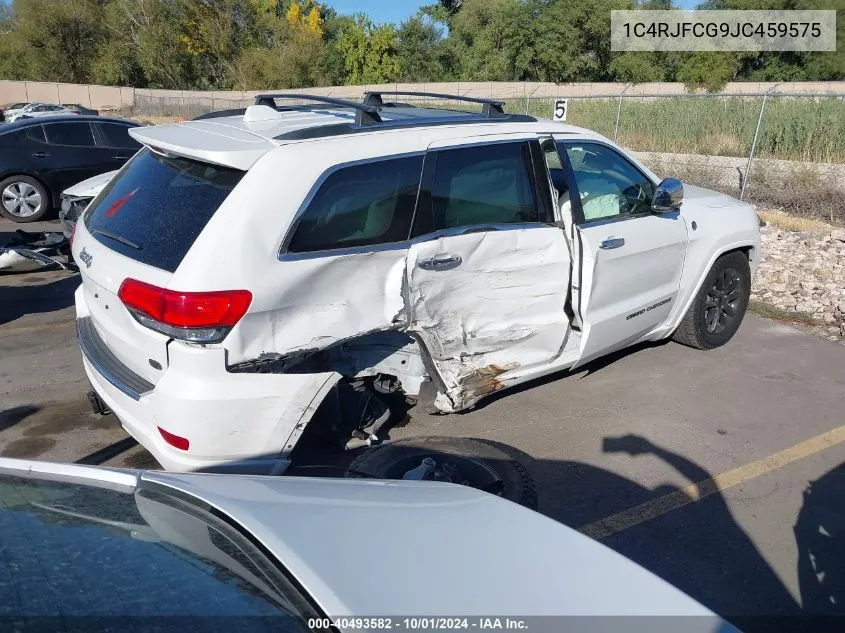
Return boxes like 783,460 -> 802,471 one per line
703,267 -> 742,335
2,182 -> 42,218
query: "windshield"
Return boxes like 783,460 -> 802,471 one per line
0,474 -> 318,626
83,148 -> 244,272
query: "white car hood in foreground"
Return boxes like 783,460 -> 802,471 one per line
63,170 -> 118,198
682,184 -> 751,209
142,470 -> 735,630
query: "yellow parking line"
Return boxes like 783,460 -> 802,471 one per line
579,425 -> 845,541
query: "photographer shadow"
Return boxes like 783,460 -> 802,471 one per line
534,434 -> 808,631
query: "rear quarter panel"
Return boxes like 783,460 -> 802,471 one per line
171,134 -> 429,365
0,130 -> 35,179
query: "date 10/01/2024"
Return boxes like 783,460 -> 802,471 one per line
308,617 -> 530,630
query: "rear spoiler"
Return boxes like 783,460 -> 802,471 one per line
128,124 -> 274,171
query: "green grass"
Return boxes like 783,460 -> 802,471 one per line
135,93 -> 845,164
748,299 -> 817,326
525,97 -> 845,164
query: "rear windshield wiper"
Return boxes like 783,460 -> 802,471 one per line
92,228 -> 142,250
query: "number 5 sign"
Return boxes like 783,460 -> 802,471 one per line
553,99 -> 568,121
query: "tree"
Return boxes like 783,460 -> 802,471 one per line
0,0 -> 840,90
9,0 -> 108,83
97,0 -> 199,89
445,0 -> 516,81
421,0 -> 463,24
336,15 -> 401,85
676,52 -> 741,91
396,15 -> 448,82
233,0 -> 329,88
609,52 -> 665,83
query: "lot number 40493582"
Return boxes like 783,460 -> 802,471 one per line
553,99 -> 568,121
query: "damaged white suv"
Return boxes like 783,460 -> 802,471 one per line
72,92 -> 761,474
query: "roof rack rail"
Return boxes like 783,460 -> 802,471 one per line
192,108 -> 247,121
253,93 -> 382,126
363,91 -> 506,118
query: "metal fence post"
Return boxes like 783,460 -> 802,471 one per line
741,93 -> 769,200
525,85 -> 540,115
613,84 -> 631,143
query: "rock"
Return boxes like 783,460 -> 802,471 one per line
754,223 -> 843,341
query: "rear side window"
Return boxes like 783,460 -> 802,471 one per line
429,142 -> 538,231
44,122 -> 95,147
95,122 -> 140,149
26,125 -> 46,143
84,148 -> 244,272
287,155 -> 423,253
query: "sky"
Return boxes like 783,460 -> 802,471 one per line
0,0 -> 704,25
325,0 -> 423,25
325,1 -> 703,25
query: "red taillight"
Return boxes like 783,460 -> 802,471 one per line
70,223 -> 77,248
158,426 -> 189,451
118,278 -> 251,341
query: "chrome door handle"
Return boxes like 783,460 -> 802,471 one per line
599,237 -> 625,250
418,253 -> 462,271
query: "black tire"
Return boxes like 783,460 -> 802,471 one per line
672,250 -> 751,350
346,436 -> 538,509
0,175 -> 50,222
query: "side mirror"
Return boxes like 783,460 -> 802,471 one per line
652,178 -> 684,212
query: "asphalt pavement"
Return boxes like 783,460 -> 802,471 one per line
2,218 -> 845,629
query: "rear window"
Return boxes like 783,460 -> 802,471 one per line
95,122 -> 140,149
0,474 -> 318,624
84,148 -> 244,272
44,122 -> 95,146
26,125 -> 46,143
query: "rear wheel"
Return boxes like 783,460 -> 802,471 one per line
345,436 -> 538,509
0,175 -> 50,222
672,250 -> 751,350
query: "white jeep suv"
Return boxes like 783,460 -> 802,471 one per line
72,92 -> 761,473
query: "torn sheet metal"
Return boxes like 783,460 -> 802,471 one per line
228,225 -> 571,415
405,226 -> 572,412
230,248 -> 409,366
0,231 -> 75,272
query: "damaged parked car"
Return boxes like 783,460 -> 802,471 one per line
0,115 -> 140,222
59,169 -> 118,238
0,170 -> 117,272
71,92 -> 761,482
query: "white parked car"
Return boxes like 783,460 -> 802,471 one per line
2,102 -> 31,119
71,92 -> 761,474
59,169 -> 118,237
6,102 -> 74,122
0,456 -> 738,629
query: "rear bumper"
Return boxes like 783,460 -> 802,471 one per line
77,317 -> 153,400
75,287 -> 340,473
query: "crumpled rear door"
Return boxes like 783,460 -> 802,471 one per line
403,135 -> 572,412
405,226 -> 571,412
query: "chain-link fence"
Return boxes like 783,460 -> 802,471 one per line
134,93 -> 254,119
134,89 -> 845,224
525,91 -> 845,224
